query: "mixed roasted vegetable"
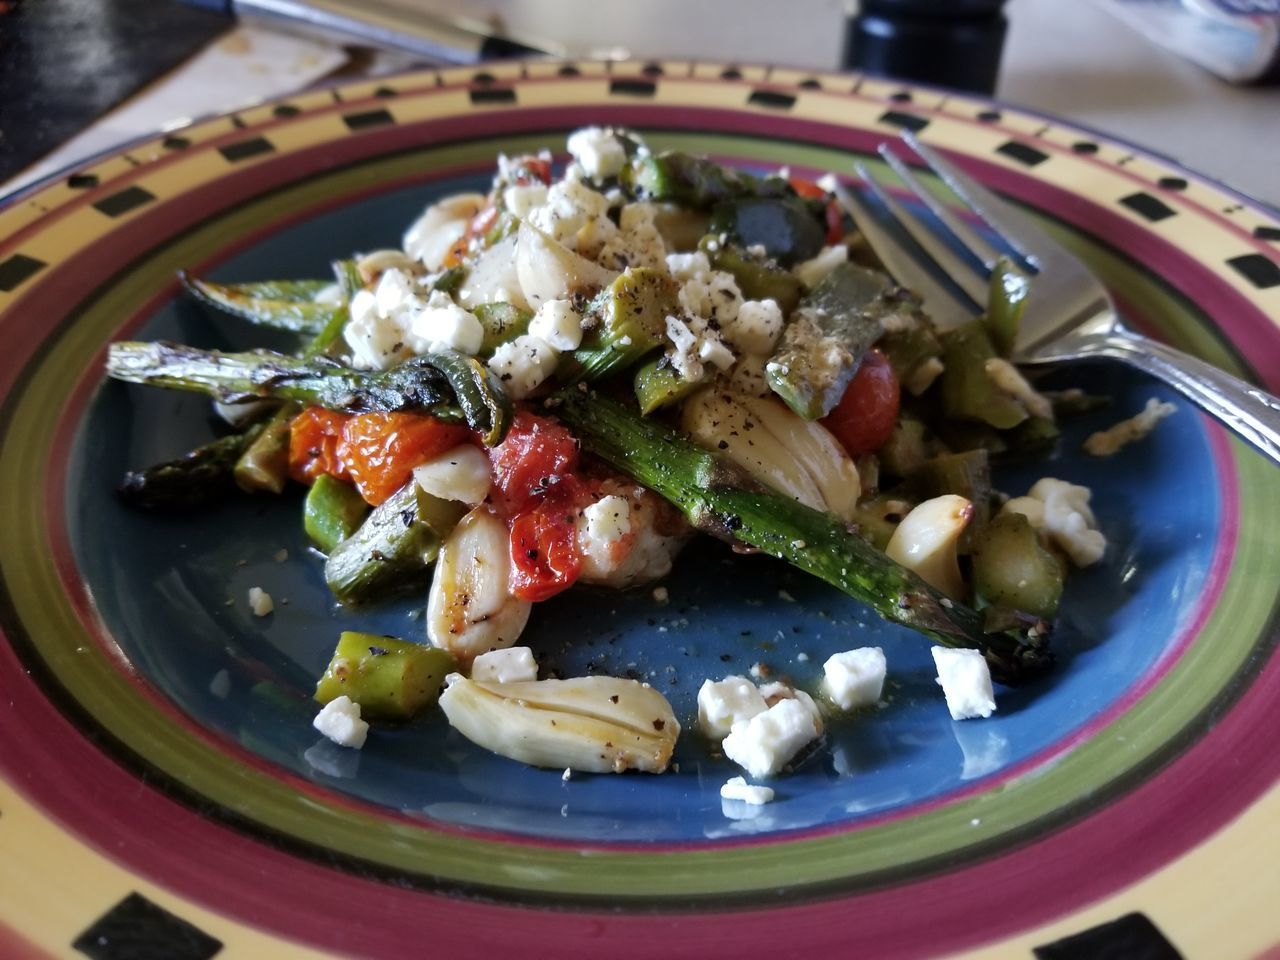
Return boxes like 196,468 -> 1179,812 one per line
107,128 -> 1117,782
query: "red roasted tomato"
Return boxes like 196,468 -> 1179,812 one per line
288,408 -> 351,485
821,348 -> 901,457
336,411 -> 471,506
488,410 -> 581,515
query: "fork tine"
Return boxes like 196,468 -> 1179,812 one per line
900,130 -> 1064,272
859,156 -> 990,308
876,144 -> 1005,272
833,170 -> 974,331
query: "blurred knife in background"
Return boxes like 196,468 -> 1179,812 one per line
184,0 -> 568,63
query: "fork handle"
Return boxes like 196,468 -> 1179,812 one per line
1088,329 -> 1280,467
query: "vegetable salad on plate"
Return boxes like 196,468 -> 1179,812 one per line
106,127 -> 1119,789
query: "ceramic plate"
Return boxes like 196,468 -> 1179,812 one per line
1,61 -> 1277,960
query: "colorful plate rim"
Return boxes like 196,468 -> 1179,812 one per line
1,60 -> 1278,960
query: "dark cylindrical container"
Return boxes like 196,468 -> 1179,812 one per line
844,0 -> 1010,94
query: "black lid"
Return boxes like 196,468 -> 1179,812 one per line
844,1 -> 1009,94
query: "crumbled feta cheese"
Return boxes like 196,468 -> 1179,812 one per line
313,695 -> 369,748
984,357 -> 1052,419
487,334 -> 559,398
722,698 -> 820,778
665,315 -> 702,380
344,289 -> 411,369
665,251 -> 712,281
1084,397 -> 1176,457
575,495 -> 632,575
793,244 -> 847,289
698,336 -> 736,370
720,775 -> 775,805
374,267 -> 416,317
822,647 -> 887,711
528,299 -> 584,351
697,675 -> 768,739
529,177 -> 612,246
409,290 -> 485,355
597,203 -> 668,270
757,682 -> 824,732
470,646 -> 538,684
567,126 -> 627,181
677,268 -> 743,326
574,485 -> 685,588
723,298 -> 784,353
931,647 -> 996,720
412,444 -> 492,505
562,767 -> 573,781
1004,478 -> 1106,567
247,586 -> 273,617
502,182 -> 549,219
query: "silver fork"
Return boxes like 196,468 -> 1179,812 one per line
834,130 -> 1280,467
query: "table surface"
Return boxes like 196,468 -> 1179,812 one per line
2,0 -> 1277,205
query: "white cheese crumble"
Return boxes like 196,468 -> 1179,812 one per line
247,586 -> 273,617
597,203 -> 668,271
720,775 -> 775,805
409,290 -> 484,355
574,486 -> 685,588
697,675 -> 768,740
313,695 -> 369,749
822,647 -> 887,711
1003,478 -> 1106,567
470,646 -> 538,684
793,244 -> 847,289
502,182 -> 549,219
575,494 -> 632,576
757,682 -> 824,733
677,267 -> 743,327
528,298 -> 584,351
1084,397 -> 1176,457
931,647 -> 997,721
412,444 -> 492,506
665,251 -> 712,281
567,126 -> 627,181
722,698 -> 820,778
724,298 -> 784,354
487,334 -> 559,399
664,315 -> 702,380
528,176 -> 612,247
344,288 -> 409,369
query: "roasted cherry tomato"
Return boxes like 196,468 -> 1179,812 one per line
821,348 -> 900,457
508,154 -> 553,186
788,175 -> 826,200
789,176 -> 846,246
488,410 -> 580,515
288,408 -> 351,485
336,411 -> 470,506
508,491 -> 584,601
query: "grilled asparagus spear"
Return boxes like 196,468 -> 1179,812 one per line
105,342 -> 512,445
551,387 -> 1052,684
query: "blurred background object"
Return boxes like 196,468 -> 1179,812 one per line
843,0 -> 1010,93
0,0 -> 1277,201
